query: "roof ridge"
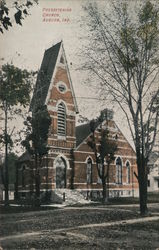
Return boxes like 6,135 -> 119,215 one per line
45,41 -> 62,52
30,41 -> 62,111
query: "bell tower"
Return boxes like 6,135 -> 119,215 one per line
31,41 -> 78,189
44,41 -> 78,149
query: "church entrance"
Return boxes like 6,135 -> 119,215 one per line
55,157 -> 66,188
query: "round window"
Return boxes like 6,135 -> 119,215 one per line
58,84 -> 66,93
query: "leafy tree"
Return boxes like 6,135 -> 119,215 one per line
0,152 -> 18,185
87,111 -> 117,203
83,1 -> 159,215
0,0 -> 38,33
22,104 -> 51,204
0,63 -> 33,205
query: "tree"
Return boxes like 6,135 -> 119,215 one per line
87,110 -> 117,203
83,1 -> 159,215
0,63 -> 32,205
0,152 -> 18,185
0,0 -> 38,33
22,104 -> 51,205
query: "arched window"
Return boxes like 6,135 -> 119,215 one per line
57,102 -> 66,136
97,163 -> 102,184
126,161 -> 130,184
116,157 -> 122,184
55,157 -> 66,188
87,158 -> 92,184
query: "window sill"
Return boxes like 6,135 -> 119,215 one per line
57,135 -> 66,140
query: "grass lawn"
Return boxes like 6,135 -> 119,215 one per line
0,202 -> 159,249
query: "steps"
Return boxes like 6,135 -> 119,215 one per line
51,189 -> 91,205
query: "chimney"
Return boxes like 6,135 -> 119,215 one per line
100,109 -> 114,121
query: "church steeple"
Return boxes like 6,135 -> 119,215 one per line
30,41 -> 77,150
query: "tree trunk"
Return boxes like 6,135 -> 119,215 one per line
106,164 -> 110,199
35,170 -> 40,198
29,162 -> 34,196
46,154 -> 49,192
14,161 -> 19,200
35,154 -> 40,206
102,178 -> 107,203
4,106 -> 9,206
135,138 -> 148,216
138,169 -> 148,215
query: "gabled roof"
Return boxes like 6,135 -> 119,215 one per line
30,41 -> 62,110
76,119 -> 100,147
75,112 -> 136,155
75,110 -> 114,147
76,123 -> 91,147
30,41 -> 78,114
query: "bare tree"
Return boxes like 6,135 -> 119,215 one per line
82,1 -> 159,215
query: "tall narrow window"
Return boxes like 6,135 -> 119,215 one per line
57,102 -> 66,136
87,158 -> 92,184
126,161 -> 130,184
116,157 -> 122,184
55,157 -> 66,188
97,163 -> 102,184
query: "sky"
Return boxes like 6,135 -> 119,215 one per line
0,0 -> 102,116
0,0 -> 137,153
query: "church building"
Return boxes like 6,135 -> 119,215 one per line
17,41 -> 138,200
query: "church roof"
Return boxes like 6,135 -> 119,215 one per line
76,119 -> 100,147
30,41 -> 62,110
75,109 -> 115,147
75,110 -> 136,156
76,123 -> 91,147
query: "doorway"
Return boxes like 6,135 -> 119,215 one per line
55,157 -> 66,188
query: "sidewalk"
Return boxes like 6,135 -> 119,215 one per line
53,215 -> 159,232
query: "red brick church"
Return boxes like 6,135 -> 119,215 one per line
17,41 -> 138,200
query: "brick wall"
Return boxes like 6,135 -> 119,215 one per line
17,43 -> 138,198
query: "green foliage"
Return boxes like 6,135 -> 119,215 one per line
139,1 -> 158,24
22,104 -> 51,158
0,63 -> 33,204
0,63 -> 33,148
0,133 -> 13,147
0,64 -> 32,107
0,152 -> 18,185
0,0 -> 38,33
22,104 -> 51,202
88,114 -> 117,176
118,1 -> 159,72
88,113 -> 118,202
152,92 -> 159,113
98,129 -> 117,165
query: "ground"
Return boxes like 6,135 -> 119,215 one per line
0,202 -> 159,250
